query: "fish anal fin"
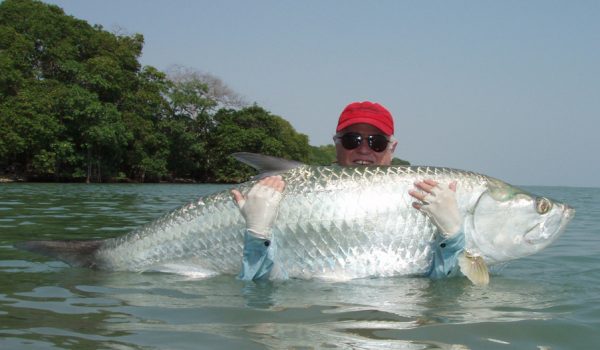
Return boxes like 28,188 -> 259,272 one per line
458,251 -> 490,286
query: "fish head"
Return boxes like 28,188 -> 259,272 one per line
465,179 -> 574,264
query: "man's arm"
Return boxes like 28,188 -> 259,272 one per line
232,176 -> 285,281
409,180 -> 465,278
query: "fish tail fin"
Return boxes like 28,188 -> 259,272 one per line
15,240 -> 104,268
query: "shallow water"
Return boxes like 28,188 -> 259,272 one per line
0,183 -> 598,349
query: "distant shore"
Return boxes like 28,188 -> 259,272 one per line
0,175 -> 227,184
0,176 -> 21,183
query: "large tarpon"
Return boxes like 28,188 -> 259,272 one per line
18,153 -> 574,284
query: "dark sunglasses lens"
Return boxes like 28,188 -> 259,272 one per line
368,135 -> 389,152
341,133 -> 362,150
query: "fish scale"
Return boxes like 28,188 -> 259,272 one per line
18,159 -> 574,282
91,165 -> 446,276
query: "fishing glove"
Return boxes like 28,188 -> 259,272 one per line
421,183 -> 462,237
236,182 -> 283,239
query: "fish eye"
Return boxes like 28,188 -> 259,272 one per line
535,197 -> 553,214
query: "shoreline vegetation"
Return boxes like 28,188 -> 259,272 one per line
0,154 -> 411,184
0,0 -> 409,184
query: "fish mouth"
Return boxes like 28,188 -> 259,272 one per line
564,206 -> 576,220
524,205 -> 575,245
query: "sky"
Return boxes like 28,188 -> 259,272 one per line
43,0 -> 600,188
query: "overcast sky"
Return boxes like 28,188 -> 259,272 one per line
44,0 -> 599,188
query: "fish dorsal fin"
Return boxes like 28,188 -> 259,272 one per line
458,251 -> 490,286
232,152 -> 305,178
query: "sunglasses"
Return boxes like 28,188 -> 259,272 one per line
334,132 -> 391,153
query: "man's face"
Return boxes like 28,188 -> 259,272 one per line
335,123 -> 397,166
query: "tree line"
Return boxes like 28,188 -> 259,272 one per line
0,0 -> 408,183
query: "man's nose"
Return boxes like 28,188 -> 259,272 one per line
356,141 -> 372,153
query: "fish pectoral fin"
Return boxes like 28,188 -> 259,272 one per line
458,251 -> 490,286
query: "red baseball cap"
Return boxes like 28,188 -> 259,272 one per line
336,101 -> 394,135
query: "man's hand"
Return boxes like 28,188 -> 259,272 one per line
231,176 -> 285,239
409,179 -> 462,237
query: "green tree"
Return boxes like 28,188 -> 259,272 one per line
2,0 -> 385,183
0,0 -> 167,182
308,144 -> 336,165
208,106 -> 310,182
1,81 -> 66,179
162,71 -> 219,180
120,66 -> 171,182
391,157 -> 411,166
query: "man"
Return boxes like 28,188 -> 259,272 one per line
333,101 -> 397,166
233,101 -> 464,280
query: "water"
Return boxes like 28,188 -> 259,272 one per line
0,183 -> 598,349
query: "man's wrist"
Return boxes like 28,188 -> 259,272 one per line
247,228 -> 271,240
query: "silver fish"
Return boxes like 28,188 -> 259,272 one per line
18,153 -> 574,284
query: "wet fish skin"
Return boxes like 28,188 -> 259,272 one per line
17,161 -> 574,281
92,164 -> 572,280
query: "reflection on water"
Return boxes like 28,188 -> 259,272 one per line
0,258 -> 583,350
1,183 -> 599,349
